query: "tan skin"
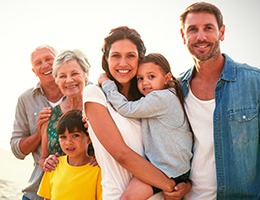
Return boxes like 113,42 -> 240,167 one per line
166,11 -> 226,199
85,39 -> 189,199
42,40 -> 190,199
59,130 -> 92,167
99,63 -> 191,200
44,129 -> 94,200
180,12 -> 225,100
19,48 -> 63,156
38,59 -> 87,170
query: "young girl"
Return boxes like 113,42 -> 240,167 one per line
83,27 -> 181,200
37,109 -> 102,200
99,53 -> 193,199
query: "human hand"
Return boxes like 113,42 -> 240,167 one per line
98,73 -> 110,85
37,107 -> 52,132
43,153 -> 60,172
163,181 -> 191,200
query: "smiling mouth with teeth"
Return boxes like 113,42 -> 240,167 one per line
194,42 -> 210,48
43,70 -> 52,75
118,69 -> 130,73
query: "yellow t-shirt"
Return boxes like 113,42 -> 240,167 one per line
38,155 -> 102,200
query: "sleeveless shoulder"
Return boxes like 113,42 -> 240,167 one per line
83,84 -> 107,107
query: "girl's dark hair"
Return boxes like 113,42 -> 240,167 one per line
101,26 -> 146,100
140,53 -> 187,120
57,109 -> 88,136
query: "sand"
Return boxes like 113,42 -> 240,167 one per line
0,148 -> 34,199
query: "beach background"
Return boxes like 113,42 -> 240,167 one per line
0,148 -> 33,199
1,0 -> 259,199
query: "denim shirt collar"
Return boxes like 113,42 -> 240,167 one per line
179,53 -> 238,98
182,53 -> 237,83
180,53 -> 260,198
220,54 -> 237,82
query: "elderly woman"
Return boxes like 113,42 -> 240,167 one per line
38,49 -> 90,169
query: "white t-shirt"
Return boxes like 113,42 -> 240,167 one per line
83,85 -> 163,200
48,96 -> 63,108
184,89 -> 217,200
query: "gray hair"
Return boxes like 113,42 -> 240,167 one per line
52,49 -> 91,78
31,45 -> 57,63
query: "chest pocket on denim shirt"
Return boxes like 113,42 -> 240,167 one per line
228,108 -> 258,144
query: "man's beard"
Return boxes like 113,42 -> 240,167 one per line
188,40 -> 220,62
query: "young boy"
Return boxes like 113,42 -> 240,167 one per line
37,109 -> 102,200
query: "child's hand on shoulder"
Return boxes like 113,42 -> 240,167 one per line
98,73 -> 110,85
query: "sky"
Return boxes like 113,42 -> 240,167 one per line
0,0 -> 259,150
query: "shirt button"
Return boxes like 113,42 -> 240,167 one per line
242,115 -> 246,120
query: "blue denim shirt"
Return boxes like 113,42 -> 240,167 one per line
179,54 -> 260,200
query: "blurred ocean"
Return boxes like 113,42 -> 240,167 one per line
0,179 -> 23,199
0,149 -> 33,199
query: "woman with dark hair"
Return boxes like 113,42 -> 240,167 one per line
83,26 -> 189,199
99,53 -> 193,199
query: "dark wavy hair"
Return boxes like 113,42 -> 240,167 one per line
57,109 -> 88,136
140,53 -> 189,127
101,26 -> 146,100
140,53 -> 185,110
